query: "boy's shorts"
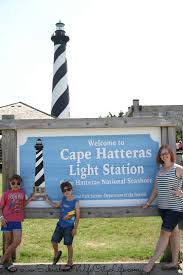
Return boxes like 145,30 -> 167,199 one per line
1,221 -> 22,232
51,222 -> 74,246
159,209 -> 183,232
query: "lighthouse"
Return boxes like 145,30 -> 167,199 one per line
33,138 -> 47,197
51,21 -> 70,118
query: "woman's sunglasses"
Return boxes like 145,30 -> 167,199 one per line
11,181 -> 21,186
63,187 -> 72,193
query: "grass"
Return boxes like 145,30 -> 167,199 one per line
0,174 -> 182,263
17,216 -> 161,263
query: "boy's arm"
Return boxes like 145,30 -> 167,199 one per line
72,201 -> 80,236
44,195 -> 61,208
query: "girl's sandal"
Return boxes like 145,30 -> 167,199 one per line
6,265 -> 17,272
0,264 -> 4,272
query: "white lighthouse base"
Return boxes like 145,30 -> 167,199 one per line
33,186 -> 47,198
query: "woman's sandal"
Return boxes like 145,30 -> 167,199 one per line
140,264 -> 155,275
62,264 -> 74,272
0,264 -> 4,272
161,264 -> 182,271
6,265 -> 17,272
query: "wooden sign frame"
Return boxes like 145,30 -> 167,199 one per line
0,116 -> 176,218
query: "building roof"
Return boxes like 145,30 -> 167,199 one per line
0,102 -> 54,119
127,99 -> 183,118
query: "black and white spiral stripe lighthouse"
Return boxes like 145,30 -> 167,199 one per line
33,138 -> 47,197
51,21 -> 70,118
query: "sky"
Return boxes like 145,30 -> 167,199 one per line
0,0 -> 183,118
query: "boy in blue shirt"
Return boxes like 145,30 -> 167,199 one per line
45,181 -> 80,271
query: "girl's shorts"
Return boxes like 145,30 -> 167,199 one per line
1,221 -> 22,232
159,209 -> 183,232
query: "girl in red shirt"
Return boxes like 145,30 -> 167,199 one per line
0,175 -> 34,272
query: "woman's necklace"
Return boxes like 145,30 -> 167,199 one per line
162,162 -> 173,171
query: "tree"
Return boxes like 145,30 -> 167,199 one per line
107,111 -> 124,118
176,130 -> 182,142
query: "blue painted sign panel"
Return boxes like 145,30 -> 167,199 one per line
19,134 -> 159,207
